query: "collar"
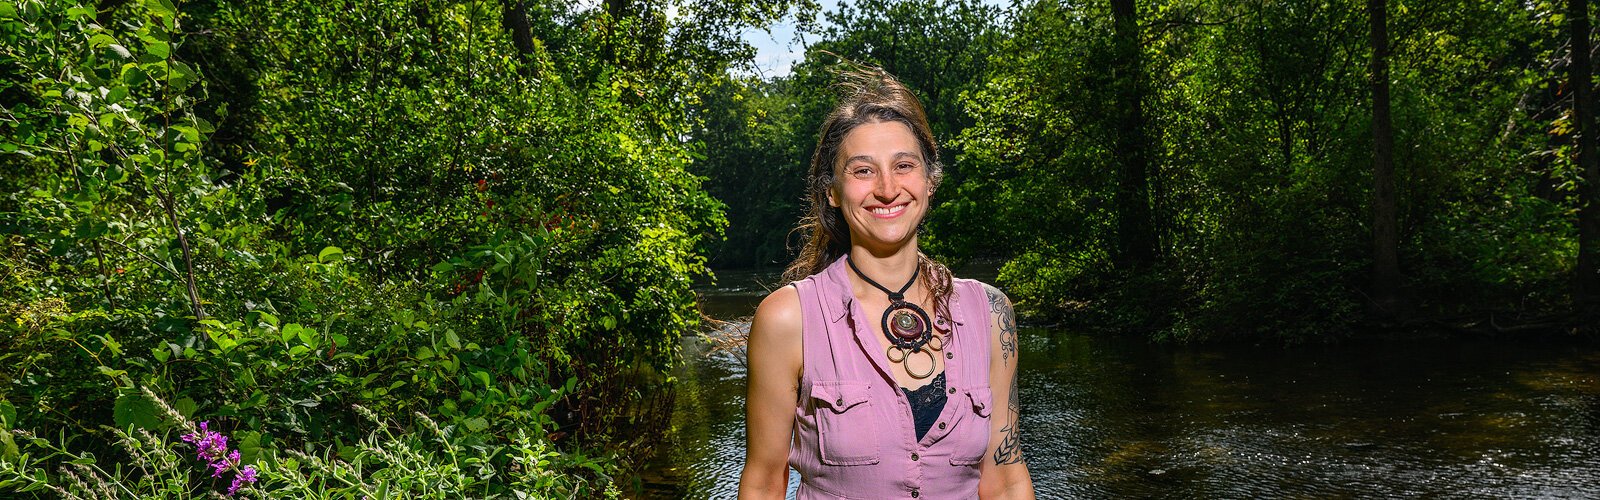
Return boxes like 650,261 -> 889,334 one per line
819,254 -> 965,327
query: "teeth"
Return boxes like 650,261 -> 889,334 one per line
871,205 -> 905,215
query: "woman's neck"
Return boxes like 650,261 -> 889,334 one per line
847,241 -> 920,295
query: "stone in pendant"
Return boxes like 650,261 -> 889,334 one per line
891,310 -> 923,339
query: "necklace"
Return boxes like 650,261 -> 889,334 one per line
847,256 -> 942,379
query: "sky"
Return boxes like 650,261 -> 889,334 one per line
740,0 -> 1012,78
739,0 -> 836,79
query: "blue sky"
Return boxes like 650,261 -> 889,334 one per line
739,0 -> 1010,78
738,1 -> 833,79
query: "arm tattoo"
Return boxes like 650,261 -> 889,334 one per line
985,285 -> 1018,363
993,368 -> 1024,465
985,284 -> 1025,465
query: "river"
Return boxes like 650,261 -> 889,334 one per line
638,270 -> 1600,498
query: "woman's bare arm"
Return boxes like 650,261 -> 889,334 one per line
738,286 -> 804,499
977,284 -> 1035,499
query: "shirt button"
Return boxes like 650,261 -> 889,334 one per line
835,398 -> 844,406
911,489 -> 920,498
948,387 -> 956,394
946,352 -> 954,359
911,452 -> 919,461
938,422 -> 946,430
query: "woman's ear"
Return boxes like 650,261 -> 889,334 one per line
827,188 -> 839,208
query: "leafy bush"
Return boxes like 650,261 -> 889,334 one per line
2,0 -> 734,494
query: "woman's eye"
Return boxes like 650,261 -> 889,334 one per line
895,163 -> 916,172
851,167 -> 873,177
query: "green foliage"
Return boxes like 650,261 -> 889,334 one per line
948,0 -> 1581,340
0,389 -> 619,498
0,0 -> 791,494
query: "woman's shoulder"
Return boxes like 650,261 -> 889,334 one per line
750,284 -> 803,341
754,285 -> 801,322
950,276 -> 1009,305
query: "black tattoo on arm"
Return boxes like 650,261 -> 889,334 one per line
986,285 -> 1018,363
985,284 -> 1024,465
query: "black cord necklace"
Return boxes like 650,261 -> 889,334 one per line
847,256 -> 942,379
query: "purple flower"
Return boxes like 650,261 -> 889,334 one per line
227,465 -> 258,496
182,421 -> 257,496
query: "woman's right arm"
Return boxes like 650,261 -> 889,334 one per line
738,286 -> 804,499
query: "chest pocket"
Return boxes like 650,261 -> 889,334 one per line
811,381 -> 880,466
949,386 -> 993,466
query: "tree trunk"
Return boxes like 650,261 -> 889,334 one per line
1571,0 -> 1600,303
501,1 -> 540,75
603,0 -> 630,66
1111,0 -> 1157,270
1368,0 -> 1402,317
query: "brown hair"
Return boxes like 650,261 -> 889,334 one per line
782,63 -> 955,324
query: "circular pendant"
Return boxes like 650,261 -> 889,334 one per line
904,348 -> 936,379
886,346 -> 907,363
879,301 -> 933,352
891,310 -> 923,339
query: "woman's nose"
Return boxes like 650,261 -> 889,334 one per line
873,168 -> 898,198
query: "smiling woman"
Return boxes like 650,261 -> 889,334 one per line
738,65 -> 1035,499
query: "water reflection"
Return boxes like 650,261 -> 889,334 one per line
642,274 -> 1600,498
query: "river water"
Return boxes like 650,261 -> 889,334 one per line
639,271 -> 1600,498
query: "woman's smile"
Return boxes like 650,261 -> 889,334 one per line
868,202 -> 909,218
829,120 -> 931,249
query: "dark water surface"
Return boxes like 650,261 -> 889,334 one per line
640,270 -> 1600,498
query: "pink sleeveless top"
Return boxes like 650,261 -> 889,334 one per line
787,255 -> 994,499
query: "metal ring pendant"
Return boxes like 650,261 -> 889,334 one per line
903,348 -> 936,379
879,300 -> 933,352
886,346 -> 907,363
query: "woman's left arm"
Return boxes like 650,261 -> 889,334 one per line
977,284 -> 1035,499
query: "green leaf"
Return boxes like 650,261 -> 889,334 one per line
107,44 -> 132,59
121,65 -> 147,86
105,85 -> 128,104
173,398 -> 196,418
169,61 -> 198,91
143,0 -> 176,18
144,40 -> 170,59
444,330 -> 461,350
0,398 -> 15,428
464,417 -> 489,432
287,345 -> 309,357
88,34 -> 118,49
296,325 -> 317,347
318,246 -> 344,263
255,311 -> 280,328
112,391 -> 161,430
282,323 -> 303,344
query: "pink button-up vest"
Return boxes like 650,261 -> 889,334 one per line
787,255 -> 994,499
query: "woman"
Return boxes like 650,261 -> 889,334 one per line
739,66 -> 1035,499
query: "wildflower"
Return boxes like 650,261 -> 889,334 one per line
227,465 -> 258,496
181,421 -> 255,496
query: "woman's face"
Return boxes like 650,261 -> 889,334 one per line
828,120 -> 932,252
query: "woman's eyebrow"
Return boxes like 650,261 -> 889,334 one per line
844,152 -> 922,165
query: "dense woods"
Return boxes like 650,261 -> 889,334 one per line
1,0 -> 1597,495
703,0 -> 1599,341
